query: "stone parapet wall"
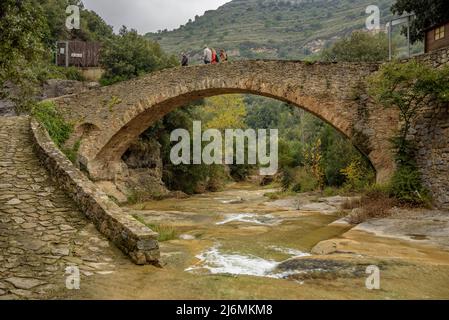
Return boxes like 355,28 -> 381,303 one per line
30,118 -> 160,265
415,47 -> 449,68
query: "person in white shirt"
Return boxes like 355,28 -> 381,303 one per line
203,45 -> 212,64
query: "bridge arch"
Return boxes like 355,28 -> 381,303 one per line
53,60 -> 398,183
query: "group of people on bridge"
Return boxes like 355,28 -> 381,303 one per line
181,45 -> 228,66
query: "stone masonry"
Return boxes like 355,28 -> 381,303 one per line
52,55 -> 449,209
0,117 -> 124,299
413,47 -> 449,209
53,60 -> 398,185
30,119 -> 160,265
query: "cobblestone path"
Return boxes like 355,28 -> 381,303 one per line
0,116 -> 123,299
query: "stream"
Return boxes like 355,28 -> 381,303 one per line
64,183 -> 449,299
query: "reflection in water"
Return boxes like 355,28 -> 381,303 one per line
186,244 -> 310,278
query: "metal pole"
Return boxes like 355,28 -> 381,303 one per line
388,20 -> 393,61
407,16 -> 411,58
65,41 -> 69,68
55,41 -> 58,66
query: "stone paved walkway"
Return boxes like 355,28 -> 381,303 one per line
0,116 -> 122,299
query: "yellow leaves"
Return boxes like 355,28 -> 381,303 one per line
304,138 -> 325,188
341,158 -> 365,188
202,95 -> 247,131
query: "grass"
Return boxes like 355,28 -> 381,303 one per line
132,215 -> 177,242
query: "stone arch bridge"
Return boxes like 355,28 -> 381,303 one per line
53,60 -> 399,184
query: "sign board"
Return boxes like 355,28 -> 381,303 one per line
71,53 -> 83,58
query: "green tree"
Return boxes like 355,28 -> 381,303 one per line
321,31 -> 389,62
39,0 -> 113,46
369,60 -> 449,146
392,0 -> 449,44
0,0 -> 47,111
100,26 -> 178,85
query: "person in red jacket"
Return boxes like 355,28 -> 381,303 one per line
211,48 -> 218,64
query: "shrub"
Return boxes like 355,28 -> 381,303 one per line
389,165 -> 430,206
36,64 -> 85,82
32,101 -> 72,147
281,167 -> 319,192
346,187 -> 396,224
340,158 -> 375,191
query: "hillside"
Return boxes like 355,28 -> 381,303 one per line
145,0 -> 396,60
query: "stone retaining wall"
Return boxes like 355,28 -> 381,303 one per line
413,47 -> 449,209
30,118 -> 160,265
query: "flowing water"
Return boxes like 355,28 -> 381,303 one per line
63,183 -> 449,299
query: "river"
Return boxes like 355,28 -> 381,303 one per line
65,183 -> 449,299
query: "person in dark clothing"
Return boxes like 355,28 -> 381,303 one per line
181,53 -> 189,66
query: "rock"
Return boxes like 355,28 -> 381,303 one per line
51,247 -> 70,256
95,181 -> 128,204
311,240 -> 338,255
10,289 -> 33,298
5,277 -> 45,290
59,224 -> 75,231
11,217 -> 25,224
179,234 -> 195,240
21,223 -> 37,229
221,197 -> 244,204
96,271 -> 114,275
300,202 -> 337,214
6,198 -> 21,205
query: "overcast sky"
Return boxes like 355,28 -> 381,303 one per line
82,0 -> 232,34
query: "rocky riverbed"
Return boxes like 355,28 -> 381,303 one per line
54,183 -> 449,300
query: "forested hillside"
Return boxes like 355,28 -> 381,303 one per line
146,0 -> 396,60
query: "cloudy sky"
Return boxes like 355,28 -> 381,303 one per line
82,0 -> 232,34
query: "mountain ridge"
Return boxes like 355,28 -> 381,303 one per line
145,0 -> 395,60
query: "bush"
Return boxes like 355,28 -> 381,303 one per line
346,187 -> 396,224
32,101 -> 72,147
321,31 -> 389,62
340,158 -> 375,191
32,101 -> 81,163
281,167 -> 319,192
390,165 -> 430,206
36,64 -> 85,82
100,26 -> 178,85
